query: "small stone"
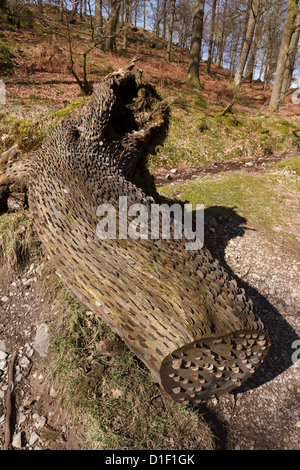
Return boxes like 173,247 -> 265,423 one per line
0,350 -> 7,361
0,414 -> 5,423
18,412 -> 26,425
29,432 -> 39,446
1,296 -> 9,303
296,421 -> 300,429
20,356 -> 30,368
33,324 -> 50,358
49,386 -> 57,398
34,416 -> 46,429
170,169 -> 177,174
12,432 -> 23,449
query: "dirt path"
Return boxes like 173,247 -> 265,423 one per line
0,261 -> 84,450
202,214 -> 300,450
153,153 -> 299,187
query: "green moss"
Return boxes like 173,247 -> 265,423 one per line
0,44 -> 15,70
159,171 -> 300,246
194,95 -> 207,109
277,155 -> 300,175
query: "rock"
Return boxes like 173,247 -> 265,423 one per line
29,432 -> 39,446
0,350 -> 7,360
0,414 -> 5,423
33,323 -> 50,358
20,356 -> 30,368
170,169 -> 177,174
34,416 -> 46,429
18,412 -> 26,425
34,263 -> 45,277
245,161 -> 254,167
12,432 -> 23,449
1,296 -> 9,303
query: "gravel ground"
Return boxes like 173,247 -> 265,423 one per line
203,212 -> 300,450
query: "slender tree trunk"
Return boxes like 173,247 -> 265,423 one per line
105,0 -> 121,53
95,0 -> 103,41
280,6 -> 300,100
123,0 -> 130,50
143,0 -> 146,28
217,0 -> 228,67
234,0 -> 261,88
206,0 -> 217,74
166,0 -> 176,61
245,4 -> 263,81
162,0 -> 168,40
269,0 -> 299,111
187,0 -> 205,88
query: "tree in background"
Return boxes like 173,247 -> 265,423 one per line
234,0 -> 261,88
206,0 -> 217,74
269,0 -> 299,111
187,0 -> 205,88
166,0 -> 176,61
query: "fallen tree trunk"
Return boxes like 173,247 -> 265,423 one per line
27,61 -> 270,405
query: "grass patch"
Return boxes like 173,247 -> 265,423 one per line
38,268 -> 214,450
276,155 -> 300,176
0,96 -> 88,153
159,170 -> 300,246
0,211 -> 40,269
149,94 -> 300,170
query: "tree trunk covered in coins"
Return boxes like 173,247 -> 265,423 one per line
26,61 -> 270,405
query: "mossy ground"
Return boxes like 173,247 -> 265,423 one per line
149,94 -> 300,170
159,169 -> 300,247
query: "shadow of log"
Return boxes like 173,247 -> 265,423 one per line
202,205 -> 299,392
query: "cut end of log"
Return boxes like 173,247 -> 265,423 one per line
160,328 -> 270,405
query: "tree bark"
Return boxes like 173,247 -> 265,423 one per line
269,0 -> 299,111
217,0 -> 228,67
95,0 -> 103,41
166,0 -> 176,62
187,0 -> 205,88
105,0 -> 121,53
244,3 -> 263,82
123,0 -> 130,50
162,0 -> 168,40
234,0 -> 261,88
206,0 -> 217,74
280,6 -> 300,100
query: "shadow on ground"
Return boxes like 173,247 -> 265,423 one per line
187,205 -> 299,449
